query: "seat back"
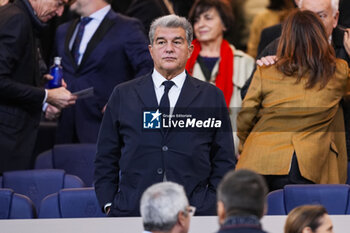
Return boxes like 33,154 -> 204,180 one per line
266,189 -> 286,215
1,169 -> 84,212
347,161 -> 350,185
39,187 -> 105,218
0,188 -> 36,219
266,184 -> 350,215
35,144 -> 96,186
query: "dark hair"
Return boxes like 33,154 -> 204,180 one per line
188,0 -> 234,37
217,169 -> 268,218
276,10 -> 336,89
268,0 -> 295,10
284,205 -> 328,233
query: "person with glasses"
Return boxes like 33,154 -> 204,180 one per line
140,182 -> 195,233
216,169 -> 269,233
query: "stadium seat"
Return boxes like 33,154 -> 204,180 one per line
1,169 -> 84,212
35,144 -> 96,186
0,188 -> 36,219
267,184 -> 350,215
39,187 -> 105,218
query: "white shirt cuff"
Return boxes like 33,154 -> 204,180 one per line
104,203 -> 112,213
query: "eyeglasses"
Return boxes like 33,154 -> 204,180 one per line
186,206 -> 196,217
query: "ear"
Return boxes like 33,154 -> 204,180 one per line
302,226 -> 313,233
217,201 -> 226,225
177,211 -> 187,227
148,45 -> 154,59
187,44 -> 194,58
333,11 -> 339,28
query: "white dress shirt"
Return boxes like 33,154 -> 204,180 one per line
152,68 -> 186,116
69,5 -> 111,65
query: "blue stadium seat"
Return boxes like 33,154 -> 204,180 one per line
1,169 -> 84,212
0,188 -> 36,219
39,187 -> 105,218
267,184 -> 350,215
35,144 -> 96,186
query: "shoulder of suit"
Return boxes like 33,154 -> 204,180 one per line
0,3 -> 29,25
110,11 -> 143,26
114,72 -> 152,90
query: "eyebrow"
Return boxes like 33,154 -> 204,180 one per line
155,37 -> 185,41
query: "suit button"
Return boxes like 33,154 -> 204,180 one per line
157,168 -> 163,174
162,146 -> 168,151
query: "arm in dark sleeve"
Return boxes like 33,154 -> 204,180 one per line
0,13 -> 45,107
94,87 -> 122,210
124,19 -> 153,78
197,89 -> 236,215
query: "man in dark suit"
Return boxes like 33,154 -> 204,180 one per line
53,0 -> 153,143
216,170 -> 268,233
0,0 -> 76,173
94,15 -> 235,217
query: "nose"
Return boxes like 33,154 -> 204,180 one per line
164,42 -> 175,53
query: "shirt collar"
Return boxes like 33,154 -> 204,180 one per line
86,4 -> 111,22
152,68 -> 186,89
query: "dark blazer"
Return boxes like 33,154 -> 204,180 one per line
126,0 -> 171,34
54,10 -> 153,143
0,0 -> 45,173
217,226 -> 267,233
94,73 -> 236,216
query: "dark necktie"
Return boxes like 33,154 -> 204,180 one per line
71,17 -> 92,64
159,80 -> 175,116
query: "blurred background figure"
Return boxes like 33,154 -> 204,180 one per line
52,0 -> 153,144
216,169 -> 269,233
237,10 -> 349,191
247,0 -> 295,58
187,0 -> 255,156
0,0 -> 76,173
140,182 -> 194,233
284,205 -> 334,233
125,0 -> 174,34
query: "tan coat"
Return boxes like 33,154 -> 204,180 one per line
237,59 -> 350,184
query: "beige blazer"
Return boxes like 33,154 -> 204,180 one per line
192,45 -> 255,155
237,59 -> 350,184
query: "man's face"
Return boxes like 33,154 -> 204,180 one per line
301,0 -> 339,37
32,0 -> 66,22
149,27 -> 193,79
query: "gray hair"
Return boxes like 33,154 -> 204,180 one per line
149,15 -> 193,46
298,0 -> 339,16
140,182 -> 189,232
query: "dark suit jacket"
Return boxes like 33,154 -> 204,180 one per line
217,226 -> 267,233
54,10 -> 153,143
0,0 -> 46,173
94,73 -> 236,216
126,0 -> 170,34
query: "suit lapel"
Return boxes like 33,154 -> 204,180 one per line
65,18 -> 79,70
135,74 -> 159,108
78,10 -> 115,70
173,74 -> 201,114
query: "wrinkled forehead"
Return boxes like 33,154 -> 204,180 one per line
300,0 -> 332,13
154,27 -> 187,40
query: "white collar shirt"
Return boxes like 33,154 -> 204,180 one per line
69,5 -> 111,65
152,68 -> 186,116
